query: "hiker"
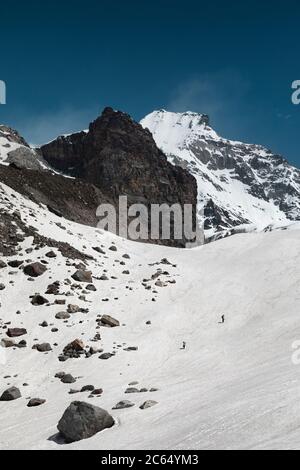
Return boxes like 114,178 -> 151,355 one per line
221,315 -> 225,324
181,341 -> 186,350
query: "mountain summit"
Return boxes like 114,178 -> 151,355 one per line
141,110 -> 300,241
39,107 -> 198,247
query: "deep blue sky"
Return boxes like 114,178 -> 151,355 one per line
0,0 -> 300,166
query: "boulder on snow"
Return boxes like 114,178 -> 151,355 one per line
63,339 -> 85,353
46,281 -> 60,295
24,262 -> 47,278
99,352 -> 114,360
45,251 -> 57,258
6,146 -> 46,171
60,374 -> 76,384
33,343 -> 52,352
55,311 -> 70,320
7,328 -> 27,338
61,339 -> 86,359
86,284 -> 97,292
27,398 -> 46,407
0,387 -> 21,401
112,400 -> 135,410
67,304 -> 81,314
139,400 -> 158,410
71,270 -> 92,283
80,385 -> 95,392
57,401 -> 114,443
7,260 -> 23,268
31,294 -> 49,306
92,246 -> 105,255
1,338 -> 15,348
100,315 -> 120,328
125,387 -> 139,394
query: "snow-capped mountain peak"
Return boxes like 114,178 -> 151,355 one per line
141,110 -> 300,241
141,110 -> 216,153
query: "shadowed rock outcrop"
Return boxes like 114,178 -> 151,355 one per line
40,107 -> 199,247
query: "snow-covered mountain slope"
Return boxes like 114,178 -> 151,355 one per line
1,181 -> 300,449
0,125 -> 48,170
141,110 -> 300,241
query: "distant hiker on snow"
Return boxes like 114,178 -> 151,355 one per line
219,315 -> 225,324
181,341 -> 186,350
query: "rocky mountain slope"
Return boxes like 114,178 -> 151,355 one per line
141,110 -> 300,241
0,125 -> 48,171
0,178 -> 300,449
40,108 -> 198,247
0,110 -> 198,248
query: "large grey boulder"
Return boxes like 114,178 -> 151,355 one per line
0,386 -> 21,401
57,401 -> 114,443
6,146 -> 47,171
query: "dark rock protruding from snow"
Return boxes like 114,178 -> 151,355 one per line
100,315 -> 120,328
31,294 -> 49,306
33,343 -> 52,352
7,328 -> 27,338
139,400 -> 158,409
57,401 -> 114,443
0,387 -> 21,401
71,270 -> 92,283
24,262 -> 47,278
27,398 -> 46,407
112,400 -> 135,410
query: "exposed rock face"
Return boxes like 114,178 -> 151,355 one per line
57,401 -> 114,443
40,107 -> 198,247
0,164 -> 112,229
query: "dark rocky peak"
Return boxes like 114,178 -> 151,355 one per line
39,107 -> 199,247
